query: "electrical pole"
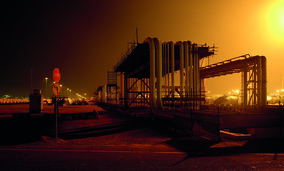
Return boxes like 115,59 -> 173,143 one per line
30,69 -> 33,94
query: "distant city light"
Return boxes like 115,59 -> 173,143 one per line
228,89 -> 239,95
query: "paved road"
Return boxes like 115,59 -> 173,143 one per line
1,147 -> 284,170
0,103 -> 104,115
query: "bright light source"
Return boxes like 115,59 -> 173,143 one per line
266,0 -> 284,41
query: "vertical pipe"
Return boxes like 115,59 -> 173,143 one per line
162,43 -> 166,97
177,41 -> 184,98
144,37 -> 156,113
167,43 -> 170,97
162,43 -> 166,96
189,43 -> 193,99
170,42 -> 175,99
184,41 -> 189,98
154,38 -> 163,110
193,44 -> 197,109
196,45 -> 201,109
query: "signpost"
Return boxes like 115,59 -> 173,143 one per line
52,82 -> 61,97
52,68 -> 61,141
53,68 -> 61,82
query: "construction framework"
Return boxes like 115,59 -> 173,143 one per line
114,37 -> 214,113
200,54 -> 267,109
106,37 -> 283,139
107,71 -> 117,105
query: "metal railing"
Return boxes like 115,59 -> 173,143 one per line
113,43 -> 137,71
200,54 -> 250,70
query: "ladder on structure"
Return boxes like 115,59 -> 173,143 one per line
107,71 -> 117,105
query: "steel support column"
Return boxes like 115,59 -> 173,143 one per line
261,56 -> 267,108
124,73 -> 128,109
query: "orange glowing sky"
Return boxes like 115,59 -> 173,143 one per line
1,0 -> 284,97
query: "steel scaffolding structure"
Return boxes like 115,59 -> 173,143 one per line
107,71 -> 117,105
115,37 -> 214,113
200,54 -> 267,109
107,37 -> 283,139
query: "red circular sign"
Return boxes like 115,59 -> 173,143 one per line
53,68 -> 60,82
51,82 -> 61,96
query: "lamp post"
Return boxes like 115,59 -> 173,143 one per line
30,69 -> 33,94
45,77 -> 48,99
60,85 -> 63,96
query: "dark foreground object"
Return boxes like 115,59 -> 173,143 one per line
1,112 -> 284,170
0,118 -> 54,145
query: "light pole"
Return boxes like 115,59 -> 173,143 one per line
45,77 -> 48,99
30,69 -> 33,94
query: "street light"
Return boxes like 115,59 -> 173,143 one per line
60,85 -> 63,96
45,77 -> 48,99
235,90 -> 239,94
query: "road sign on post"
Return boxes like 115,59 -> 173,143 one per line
52,82 -> 61,97
53,68 -> 60,82
52,68 -> 61,141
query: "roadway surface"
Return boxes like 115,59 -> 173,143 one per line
0,104 -> 284,170
0,103 -> 103,116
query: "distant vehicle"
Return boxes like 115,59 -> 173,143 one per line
43,99 -> 52,105
71,99 -> 88,105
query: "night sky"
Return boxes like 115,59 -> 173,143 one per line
1,0 -> 284,98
